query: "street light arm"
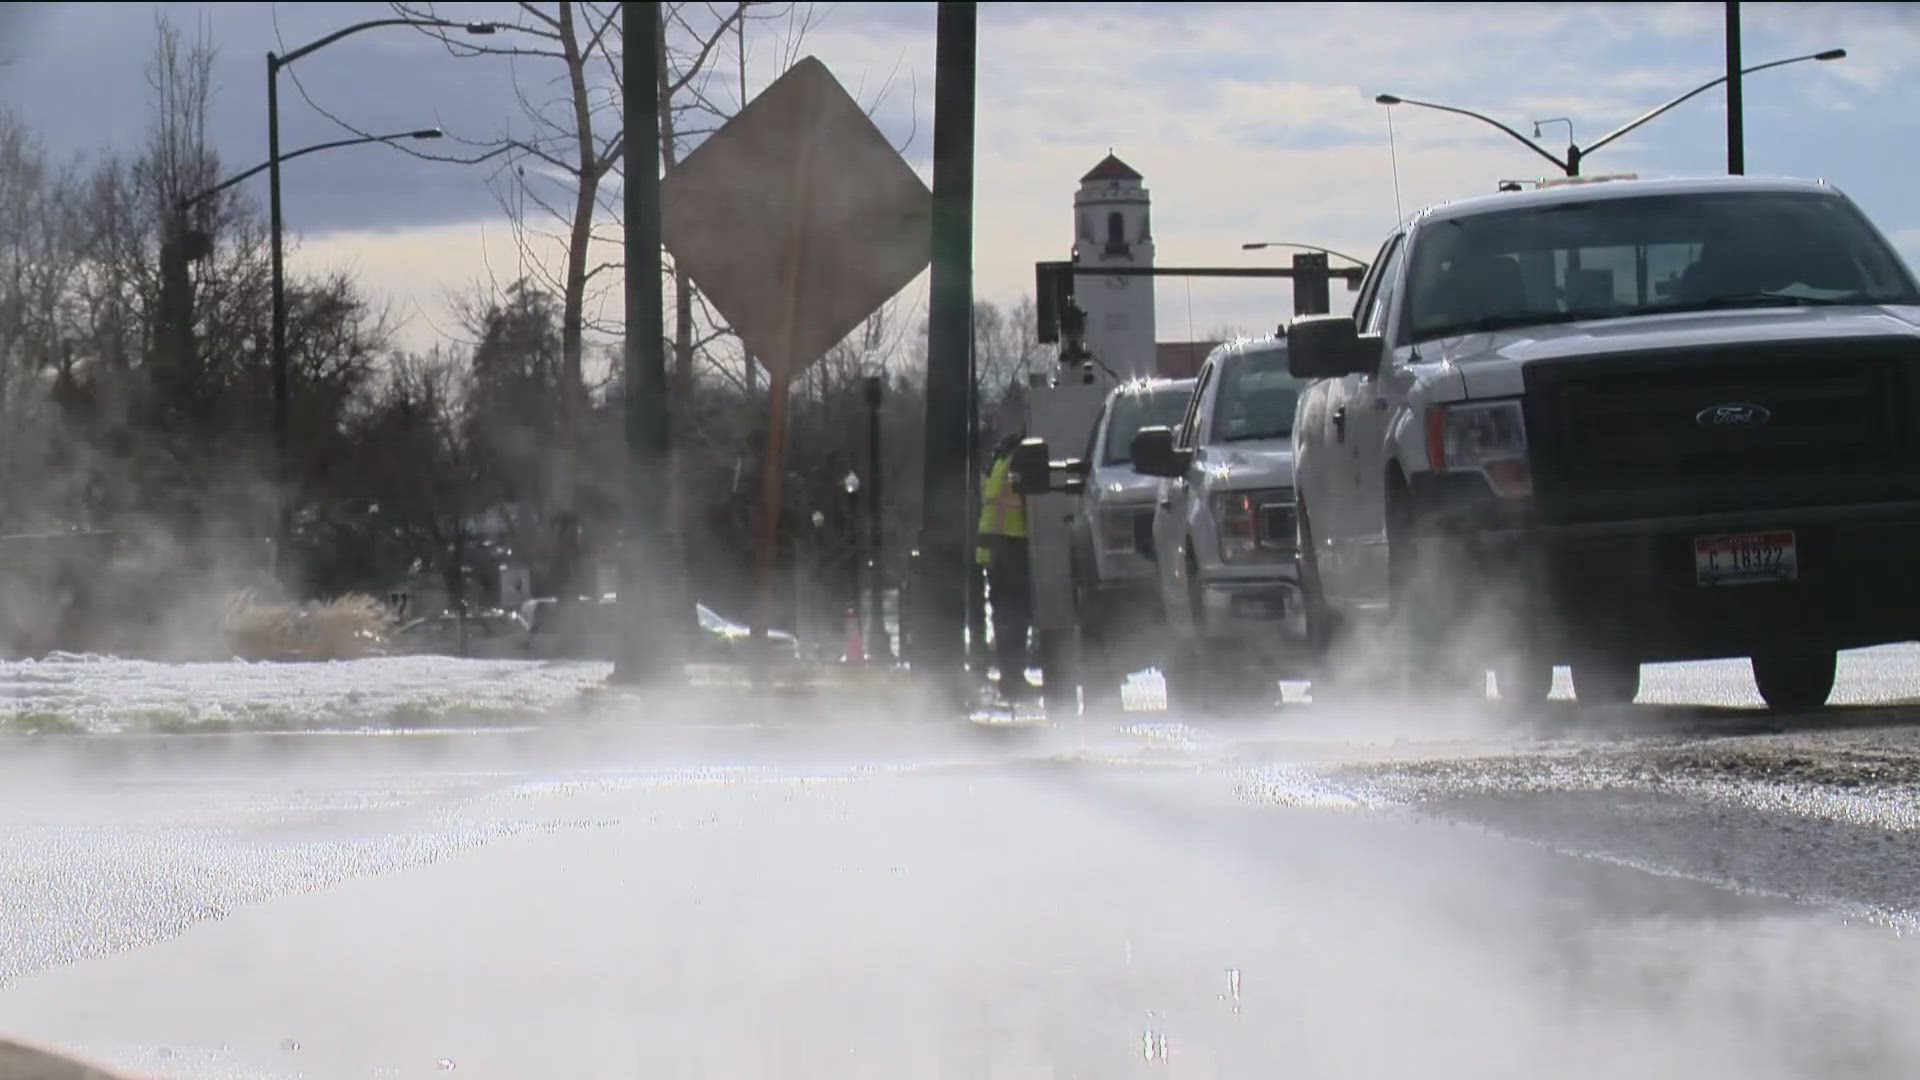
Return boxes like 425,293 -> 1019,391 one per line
275,17 -> 495,68
1375,94 -> 1570,174
1583,48 -> 1844,157
179,131 -> 442,210
1239,241 -> 1369,268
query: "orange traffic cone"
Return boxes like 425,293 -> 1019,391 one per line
844,607 -> 865,664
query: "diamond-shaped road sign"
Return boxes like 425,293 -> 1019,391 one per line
661,56 -> 932,379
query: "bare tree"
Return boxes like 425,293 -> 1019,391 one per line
353,347 -> 484,631
0,111 -> 78,531
287,2 -> 814,598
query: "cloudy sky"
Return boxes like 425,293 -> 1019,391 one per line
2,1 -> 1917,354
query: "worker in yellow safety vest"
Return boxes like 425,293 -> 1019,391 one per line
976,433 -> 1033,701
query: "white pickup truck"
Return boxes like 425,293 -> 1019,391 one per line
1287,175 -> 1920,710
1129,337 -> 1312,709
1066,378 -> 1196,702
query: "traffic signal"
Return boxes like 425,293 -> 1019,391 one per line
1034,260 -> 1074,343
1292,252 -> 1330,316
1058,301 -> 1089,362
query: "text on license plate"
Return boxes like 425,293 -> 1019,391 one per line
1694,530 -> 1798,586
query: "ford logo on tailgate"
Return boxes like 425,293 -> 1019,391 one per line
1695,402 -> 1772,428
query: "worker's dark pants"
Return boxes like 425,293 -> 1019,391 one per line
984,535 -> 1033,697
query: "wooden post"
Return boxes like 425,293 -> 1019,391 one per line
750,365 -> 794,679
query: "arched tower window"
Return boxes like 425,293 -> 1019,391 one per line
1105,211 -> 1128,256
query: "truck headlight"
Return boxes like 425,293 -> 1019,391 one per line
1425,400 -> 1532,497
1212,489 -> 1295,564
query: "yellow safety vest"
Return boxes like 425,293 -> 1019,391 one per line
975,453 -> 1028,564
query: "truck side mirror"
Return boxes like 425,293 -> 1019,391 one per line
1129,426 -> 1190,479
1012,438 -> 1052,494
1286,315 -> 1380,379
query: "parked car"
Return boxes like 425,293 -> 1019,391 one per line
1129,337 -> 1312,710
1287,174 -> 1920,710
520,596 -> 801,661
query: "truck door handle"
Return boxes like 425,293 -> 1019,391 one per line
1333,406 -> 1348,442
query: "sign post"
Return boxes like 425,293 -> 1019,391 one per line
661,57 -> 931,674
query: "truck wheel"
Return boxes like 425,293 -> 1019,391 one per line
1751,648 -> 1836,712
1070,579 -> 1122,716
1298,505 -> 1340,656
1388,531 -> 1483,702
1571,657 -> 1640,707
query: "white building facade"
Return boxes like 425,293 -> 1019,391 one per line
1071,154 -> 1157,379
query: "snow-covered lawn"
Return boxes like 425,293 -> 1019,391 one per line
0,654 -> 614,734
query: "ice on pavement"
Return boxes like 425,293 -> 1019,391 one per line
0,654 -> 614,734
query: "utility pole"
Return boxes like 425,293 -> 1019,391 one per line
1726,1 -> 1745,175
615,0 -> 679,685
917,0 -> 977,703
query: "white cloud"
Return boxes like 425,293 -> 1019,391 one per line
292,219 -> 535,353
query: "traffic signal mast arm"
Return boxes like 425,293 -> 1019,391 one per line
1035,255 -> 1362,344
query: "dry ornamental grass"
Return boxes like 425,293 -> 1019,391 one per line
222,591 -> 395,661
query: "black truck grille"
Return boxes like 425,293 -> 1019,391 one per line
1523,337 -> 1920,523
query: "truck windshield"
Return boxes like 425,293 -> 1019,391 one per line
1103,386 -> 1192,465
1211,348 -> 1303,443
1404,190 -> 1920,344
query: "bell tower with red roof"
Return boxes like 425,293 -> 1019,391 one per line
1072,152 -> 1156,377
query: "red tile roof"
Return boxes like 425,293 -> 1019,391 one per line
1081,153 -> 1143,183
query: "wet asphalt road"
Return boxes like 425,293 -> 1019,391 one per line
0,648 -> 1916,1078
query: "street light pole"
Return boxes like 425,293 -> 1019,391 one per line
1726,1 -> 1745,175
179,132 -> 446,212
1375,47 -> 1842,179
1373,93 -> 1574,176
1239,242 -> 1369,268
266,54 -> 289,580
265,17 -> 498,588
843,470 -> 863,659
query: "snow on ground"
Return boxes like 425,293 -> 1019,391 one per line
0,654 -> 614,734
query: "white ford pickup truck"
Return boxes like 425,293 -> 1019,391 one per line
1130,336 -> 1312,709
1287,175 -> 1920,711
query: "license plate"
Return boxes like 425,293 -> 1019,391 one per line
1694,530 -> 1798,586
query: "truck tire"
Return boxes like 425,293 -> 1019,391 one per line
1387,528 -> 1484,704
1751,648 -> 1836,712
1298,508 -> 1382,705
1571,657 -> 1640,707
1069,572 -> 1122,716
1297,503 -> 1340,657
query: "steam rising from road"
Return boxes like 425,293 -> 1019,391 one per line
0,681 -> 1917,1077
